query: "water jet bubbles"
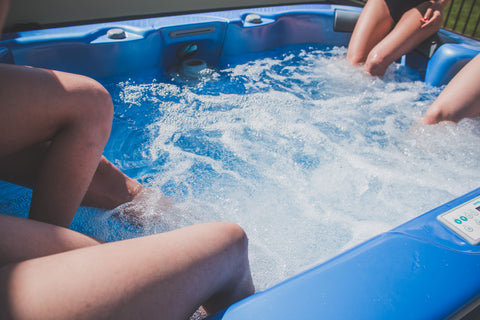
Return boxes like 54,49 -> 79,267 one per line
0,43 -> 476,292
112,45 -> 480,289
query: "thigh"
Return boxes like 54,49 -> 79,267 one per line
0,63 -> 102,158
347,0 -> 395,64
0,222 -> 254,320
0,214 -> 102,267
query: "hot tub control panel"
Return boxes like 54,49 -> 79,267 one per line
437,196 -> 480,245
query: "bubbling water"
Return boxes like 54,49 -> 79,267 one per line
3,45 -> 480,291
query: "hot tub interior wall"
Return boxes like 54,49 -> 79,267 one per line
2,7 -> 371,79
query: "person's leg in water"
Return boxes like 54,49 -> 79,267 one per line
348,0 -> 448,76
0,214 -> 255,320
423,54 -> 480,124
0,63 -> 118,227
363,1 -> 446,76
0,0 -> 144,224
0,144 -> 143,210
347,0 -> 396,67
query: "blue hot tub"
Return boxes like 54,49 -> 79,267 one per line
1,4 -> 478,85
1,4 -> 480,319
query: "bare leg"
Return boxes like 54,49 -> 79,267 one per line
0,64 -> 113,227
0,143 -> 142,210
347,0 -> 395,66
84,156 -> 143,208
423,54 -> 480,124
364,2 -> 443,76
0,214 -> 102,267
0,220 -> 255,320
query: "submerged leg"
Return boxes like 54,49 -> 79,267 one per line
0,144 -> 142,210
0,221 -> 255,320
423,54 -> 480,124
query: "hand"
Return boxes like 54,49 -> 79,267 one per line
420,1 -> 445,29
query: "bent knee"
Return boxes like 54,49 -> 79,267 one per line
365,51 -> 390,76
81,78 -> 114,124
212,222 -> 249,255
422,104 -> 443,124
70,76 -> 114,140
219,222 -> 249,246
423,102 -> 464,125
347,51 -> 366,66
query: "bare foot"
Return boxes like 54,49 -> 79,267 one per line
110,188 -> 173,226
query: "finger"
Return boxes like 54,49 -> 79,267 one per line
423,8 -> 433,21
421,10 -> 440,28
420,8 -> 432,27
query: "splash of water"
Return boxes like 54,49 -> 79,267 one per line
3,45 -> 480,291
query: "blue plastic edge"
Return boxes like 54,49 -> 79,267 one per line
208,187 -> 480,320
0,4 -> 357,79
424,34 -> 480,86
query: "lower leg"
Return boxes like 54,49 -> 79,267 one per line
364,2 -> 442,76
28,83 -> 113,227
83,156 -> 142,209
347,0 -> 395,65
0,145 -> 141,210
0,65 -> 115,227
